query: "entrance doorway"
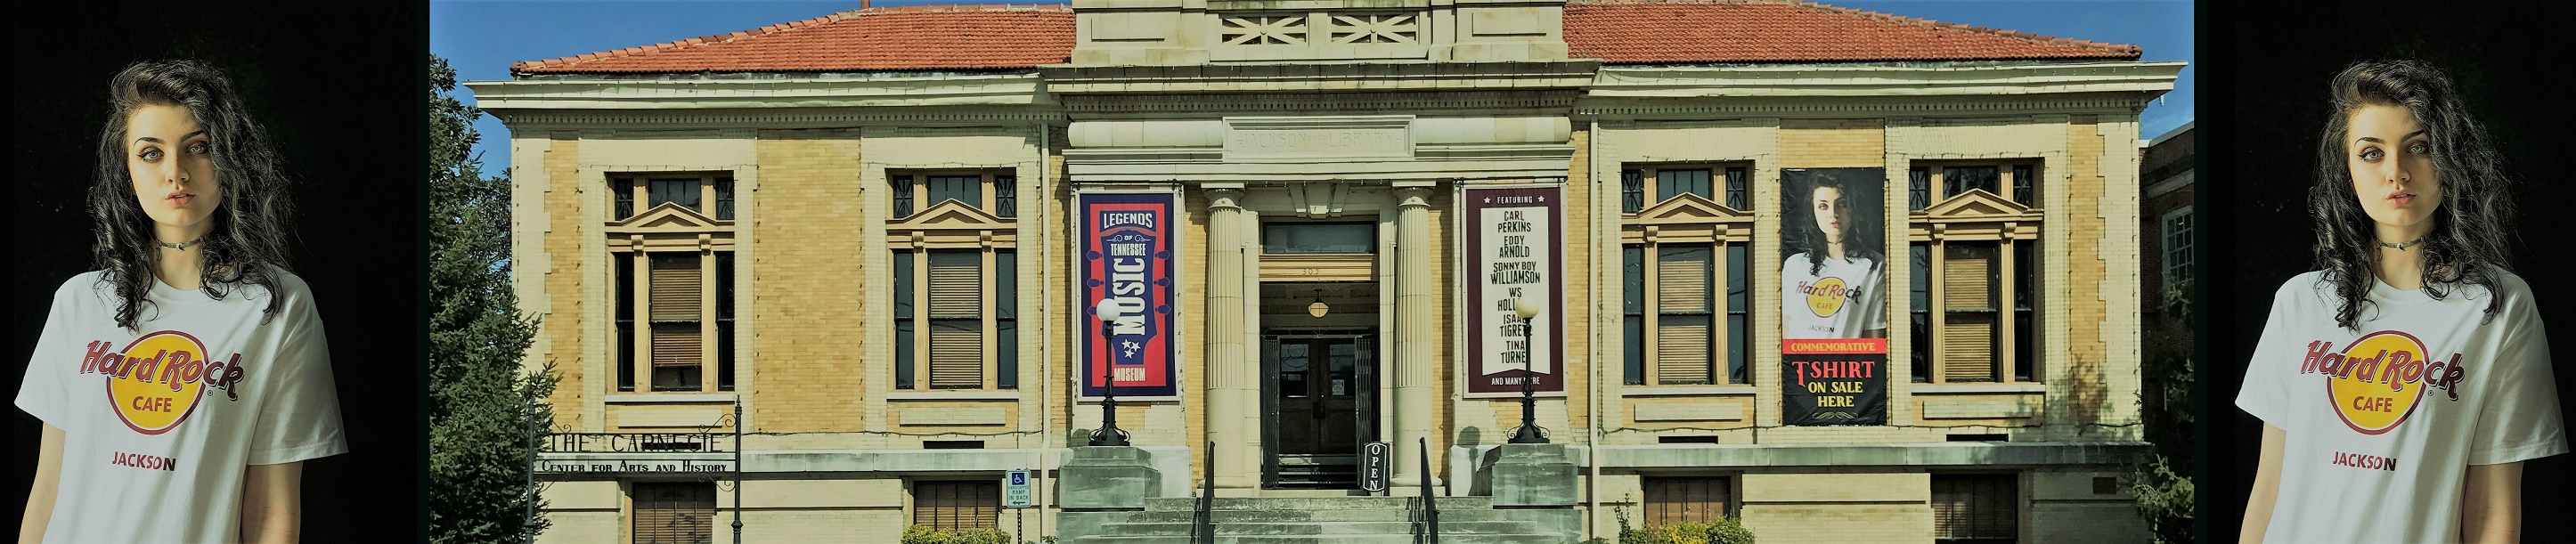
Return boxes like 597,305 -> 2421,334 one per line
1260,330 -> 1377,489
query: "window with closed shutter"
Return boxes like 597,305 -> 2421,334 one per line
1943,243 -> 1998,382
632,483 -> 715,544
1656,245 -> 1714,385
1932,474 -> 2018,543
927,250 -> 982,389
911,480 -> 999,532
650,254 -> 705,391
1643,476 -> 1734,525
651,255 -> 702,321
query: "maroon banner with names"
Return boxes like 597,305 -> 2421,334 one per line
1464,184 -> 1566,394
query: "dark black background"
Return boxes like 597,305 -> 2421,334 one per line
6,2 -> 423,540
2204,3 -> 2575,541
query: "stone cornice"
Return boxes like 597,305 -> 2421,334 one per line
1589,61 -> 2183,98
469,74 -> 1048,109
1577,93 -> 2156,120
1039,60 -> 1602,94
483,107 -> 1064,131
1062,89 -> 1577,117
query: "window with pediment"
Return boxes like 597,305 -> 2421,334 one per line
1907,160 -> 2042,384
1620,163 -> 1754,386
608,173 -> 737,394
888,169 -> 1019,391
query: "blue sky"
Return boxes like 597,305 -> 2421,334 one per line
432,0 -> 2191,172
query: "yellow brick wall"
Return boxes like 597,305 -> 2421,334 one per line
1425,189 -> 1455,477
1779,119 -> 1888,168
1181,188 -> 1210,483
2060,117 -> 2111,425
1043,150 -> 1072,440
542,135 -> 586,430
749,129 -> 869,433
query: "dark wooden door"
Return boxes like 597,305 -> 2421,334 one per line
1260,331 -> 1378,487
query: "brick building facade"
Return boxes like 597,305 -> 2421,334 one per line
472,1 -> 2181,541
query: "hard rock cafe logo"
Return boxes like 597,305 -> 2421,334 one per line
1800,277 -> 1853,318
75,331 -> 249,435
2300,330 -> 2466,435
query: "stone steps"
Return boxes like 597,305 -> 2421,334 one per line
1069,496 -> 1562,544
1121,508 -> 1519,524
1144,496 -> 1492,511
1072,535 -> 1567,544
1073,534 -> 1567,544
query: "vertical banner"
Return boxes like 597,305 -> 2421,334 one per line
1464,184 -> 1565,395
1077,191 -> 1180,399
1779,168 -> 1888,425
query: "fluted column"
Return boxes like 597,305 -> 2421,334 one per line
1392,183 -> 1438,490
1202,186 -> 1255,489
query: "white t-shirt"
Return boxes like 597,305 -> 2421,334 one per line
15,270 -> 346,543
1781,252 -> 1887,339
2237,270 -> 2564,543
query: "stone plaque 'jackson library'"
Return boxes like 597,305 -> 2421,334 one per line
474,0 -> 2178,541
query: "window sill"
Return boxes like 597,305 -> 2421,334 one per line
1909,383 -> 2045,394
606,394 -> 738,404
885,391 -> 1022,401
1621,385 -> 1757,396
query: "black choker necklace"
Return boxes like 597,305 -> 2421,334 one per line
155,237 -> 204,251
2376,236 -> 2424,250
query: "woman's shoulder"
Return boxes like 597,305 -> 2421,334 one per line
2474,267 -> 2539,316
245,266 -> 319,307
49,268 -> 108,302
2267,270 -> 2338,306
1781,252 -> 1814,269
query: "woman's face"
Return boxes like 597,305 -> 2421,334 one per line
125,103 -> 222,237
2343,102 -> 2441,237
1811,186 -> 1847,244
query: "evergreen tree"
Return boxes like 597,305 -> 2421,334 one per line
428,53 -> 559,544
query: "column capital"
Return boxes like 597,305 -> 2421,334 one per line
1204,186 -> 1246,210
1394,185 -> 1434,209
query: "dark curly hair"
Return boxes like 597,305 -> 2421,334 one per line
2310,60 -> 2514,329
1790,170 -> 1886,275
92,60 -> 295,329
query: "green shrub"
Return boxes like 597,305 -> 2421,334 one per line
1610,507 -> 1756,544
900,525 -> 1012,544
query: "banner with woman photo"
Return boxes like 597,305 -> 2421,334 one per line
1780,168 -> 1889,425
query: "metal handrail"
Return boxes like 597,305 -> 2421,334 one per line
1418,437 -> 1438,544
1197,441 -> 1215,544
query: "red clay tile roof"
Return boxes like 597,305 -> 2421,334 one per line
511,4 -> 1075,74
1564,0 -> 2140,64
512,1 -> 2139,75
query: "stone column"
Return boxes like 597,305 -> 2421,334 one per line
1202,186 -> 1255,489
1392,183 -> 1438,490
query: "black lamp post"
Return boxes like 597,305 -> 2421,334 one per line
1090,299 -> 1130,447
1508,296 -> 1548,444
